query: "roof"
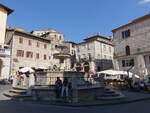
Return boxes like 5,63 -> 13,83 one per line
84,35 -> 111,42
6,28 -> 51,43
112,13 -> 150,32
63,41 -> 77,45
31,29 -> 63,35
0,4 -> 13,15
77,37 -> 114,46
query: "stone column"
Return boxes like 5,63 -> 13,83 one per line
71,74 -> 78,103
12,76 -> 18,87
90,60 -> 95,72
113,59 -> 120,70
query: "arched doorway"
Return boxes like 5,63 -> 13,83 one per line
83,62 -> 90,72
125,45 -> 130,56
75,63 -> 82,72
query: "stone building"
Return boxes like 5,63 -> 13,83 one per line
112,14 -> 150,79
5,27 -> 61,75
0,4 -> 13,79
31,29 -> 64,46
76,35 -> 114,72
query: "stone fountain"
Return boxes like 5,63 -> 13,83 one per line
53,44 -> 71,71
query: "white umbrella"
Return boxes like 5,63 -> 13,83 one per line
97,69 -> 121,75
35,67 -> 47,70
19,67 -> 34,73
97,70 -> 140,78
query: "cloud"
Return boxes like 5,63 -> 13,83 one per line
139,0 -> 150,4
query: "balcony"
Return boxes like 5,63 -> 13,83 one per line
0,48 -> 10,57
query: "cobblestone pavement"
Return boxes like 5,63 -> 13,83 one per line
0,85 -> 150,113
0,85 -> 11,100
0,99 -> 150,113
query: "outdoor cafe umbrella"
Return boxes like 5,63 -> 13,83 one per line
97,69 -> 140,78
19,67 -> 34,73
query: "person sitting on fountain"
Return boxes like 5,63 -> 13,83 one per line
55,77 -> 62,98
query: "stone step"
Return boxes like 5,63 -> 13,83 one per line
4,92 -> 19,97
4,92 -> 31,98
101,93 -> 120,97
97,94 -> 125,100
105,88 -> 111,91
9,89 -> 27,94
104,90 -> 116,94
12,86 -> 27,90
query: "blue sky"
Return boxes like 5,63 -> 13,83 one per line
1,0 -> 150,42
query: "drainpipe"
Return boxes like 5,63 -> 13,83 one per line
9,30 -> 15,76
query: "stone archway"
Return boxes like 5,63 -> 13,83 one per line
75,63 -> 82,72
83,62 -> 90,72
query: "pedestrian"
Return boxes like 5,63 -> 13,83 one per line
61,77 -> 69,97
9,76 -> 13,84
139,81 -> 145,90
55,77 -> 62,98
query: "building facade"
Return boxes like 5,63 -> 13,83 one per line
112,14 -> 150,79
5,27 -> 62,75
0,4 -> 13,79
31,29 -> 64,46
76,35 -> 114,72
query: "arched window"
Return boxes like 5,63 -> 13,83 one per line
126,45 -> 130,56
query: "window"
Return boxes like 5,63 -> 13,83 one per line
59,36 -> 62,40
130,59 -> 134,66
97,66 -> 101,71
88,53 -> 92,60
36,53 -> 39,59
109,47 -> 111,53
16,50 -> 24,57
78,55 -> 81,60
44,44 -> 47,49
103,45 -> 106,51
37,42 -> 40,47
126,45 -> 130,56
28,40 -> 32,46
26,51 -> 33,58
78,47 -> 80,52
122,59 -> 134,67
44,54 -> 47,60
122,60 -> 125,67
19,37 -> 23,44
122,29 -> 130,39
87,44 -> 90,50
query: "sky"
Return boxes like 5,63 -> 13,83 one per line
1,0 -> 150,43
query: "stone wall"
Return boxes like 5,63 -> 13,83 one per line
35,71 -> 85,85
